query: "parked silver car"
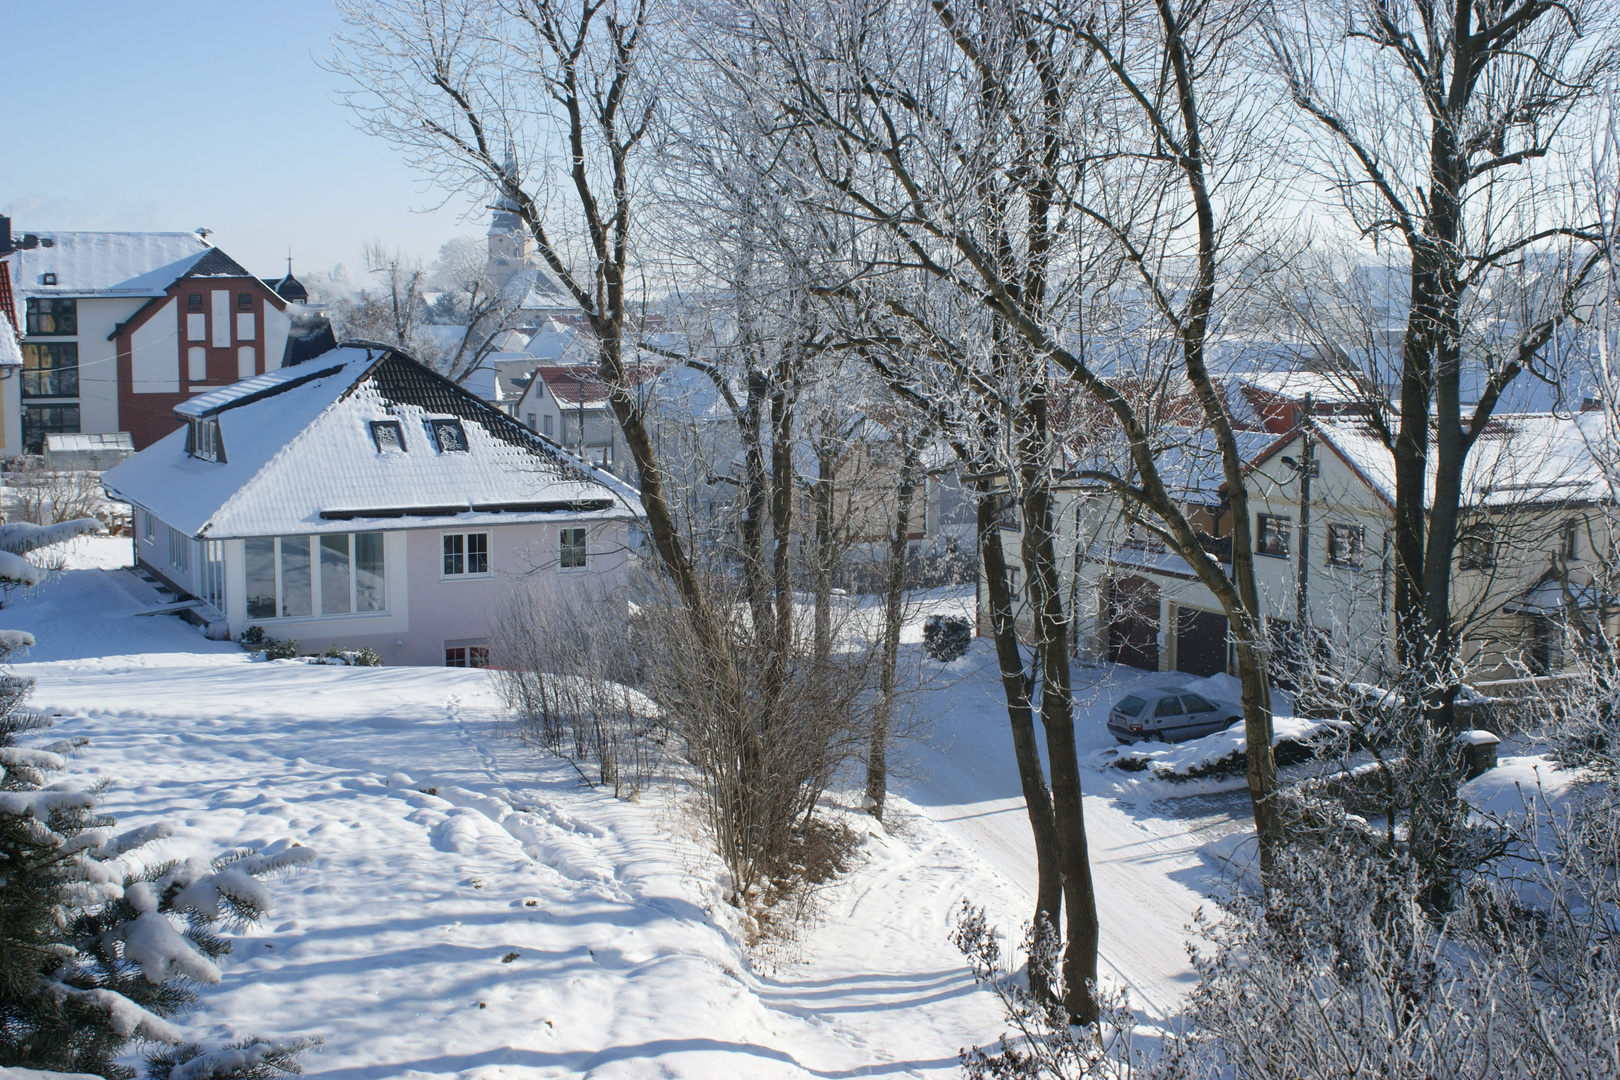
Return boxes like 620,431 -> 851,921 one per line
1107,688 -> 1242,744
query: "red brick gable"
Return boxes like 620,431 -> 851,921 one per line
116,273 -> 289,449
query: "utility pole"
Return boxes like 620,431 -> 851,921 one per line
1294,394 -> 1316,652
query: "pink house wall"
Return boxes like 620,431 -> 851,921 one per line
163,515 -> 633,667
390,517 -> 630,666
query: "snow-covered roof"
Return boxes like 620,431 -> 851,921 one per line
103,346 -> 642,539
460,353 -> 536,404
5,231 -> 213,298
421,324 -> 469,353
1299,413 -> 1616,509
1229,369 -> 1371,406
1075,426 -> 1279,501
522,318 -> 589,362
507,265 -> 569,305
0,308 -> 21,368
535,364 -> 613,408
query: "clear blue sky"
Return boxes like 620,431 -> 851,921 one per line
0,1 -> 483,283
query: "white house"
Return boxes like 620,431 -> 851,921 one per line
102,344 -> 641,667
993,411 -> 1617,683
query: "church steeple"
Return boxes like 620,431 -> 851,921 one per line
487,140 -> 535,288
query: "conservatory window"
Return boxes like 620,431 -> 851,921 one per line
246,534 -> 386,620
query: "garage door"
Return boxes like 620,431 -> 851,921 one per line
1175,607 -> 1228,678
1107,576 -> 1160,671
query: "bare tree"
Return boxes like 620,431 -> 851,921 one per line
426,237 -> 530,383
1266,0 -> 1618,717
713,0 -> 1293,1020
337,241 -> 440,359
334,0 -> 884,919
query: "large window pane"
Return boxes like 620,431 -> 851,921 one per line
443,533 -> 464,575
21,342 -> 79,398
245,538 -> 276,620
560,527 -> 586,569
321,534 -> 352,615
355,532 -> 386,612
22,404 -> 80,454
280,537 -> 311,617
25,298 -> 76,336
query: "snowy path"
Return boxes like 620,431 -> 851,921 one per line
0,552 -> 1240,1077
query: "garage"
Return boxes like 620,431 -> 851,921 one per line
1175,606 -> 1229,678
1107,575 -> 1160,671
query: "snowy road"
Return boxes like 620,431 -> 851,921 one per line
890,655 -> 1242,1020
0,549 -> 1247,1077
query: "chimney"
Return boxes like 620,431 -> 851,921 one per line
0,216 -> 11,256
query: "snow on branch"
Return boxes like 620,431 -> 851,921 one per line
0,629 -> 36,653
0,550 -> 47,588
0,788 -> 97,818
40,980 -> 185,1044
155,1037 -> 324,1080
0,518 -> 103,556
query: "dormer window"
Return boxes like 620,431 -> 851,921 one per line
428,418 -> 468,453
191,418 -> 225,462
370,420 -> 406,453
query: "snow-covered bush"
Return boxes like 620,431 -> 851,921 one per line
0,519 -> 103,596
0,640 -> 318,1077
922,614 -> 972,663
317,644 -> 381,667
952,904 -> 1142,1079
494,580 -> 660,798
2,459 -> 104,528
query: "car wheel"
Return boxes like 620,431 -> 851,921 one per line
1224,715 -> 1242,730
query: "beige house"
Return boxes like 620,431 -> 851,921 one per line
986,412 -> 1615,683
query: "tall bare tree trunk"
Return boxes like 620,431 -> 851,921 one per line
975,486 -> 1065,1007
866,434 -> 924,821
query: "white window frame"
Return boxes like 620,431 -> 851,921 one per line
444,638 -> 491,668
167,526 -> 189,572
1326,522 -> 1365,569
559,526 -> 587,572
441,531 -> 491,579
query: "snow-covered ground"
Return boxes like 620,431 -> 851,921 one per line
0,541 -> 1292,1076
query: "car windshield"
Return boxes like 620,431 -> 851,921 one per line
1115,695 -> 1146,717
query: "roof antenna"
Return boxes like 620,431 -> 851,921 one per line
195,227 -> 212,241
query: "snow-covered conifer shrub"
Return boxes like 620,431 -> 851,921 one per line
922,615 -> 972,663
0,641 -> 318,1077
